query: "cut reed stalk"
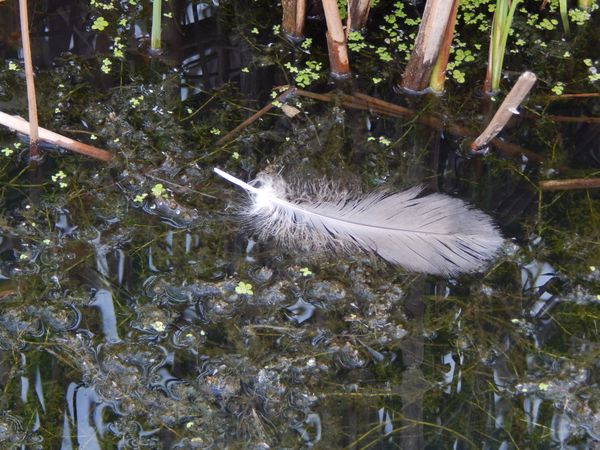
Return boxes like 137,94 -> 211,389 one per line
540,178 -> 600,191
0,112 -> 114,162
18,0 -> 40,161
484,0 -> 520,94
151,0 -> 162,50
429,0 -> 460,93
471,71 -> 537,151
348,0 -> 371,31
321,0 -> 351,77
401,0 -> 457,92
282,0 -> 306,40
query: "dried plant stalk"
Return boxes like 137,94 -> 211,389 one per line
282,0 -> 306,40
401,0 -> 456,92
540,178 -> 600,191
322,0 -> 351,77
0,112 -> 114,162
18,0 -> 40,161
348,0 -> 371,31
471,71 -> 537,151
429,0 -> 460,93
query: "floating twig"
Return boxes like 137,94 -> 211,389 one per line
471,71 -> 537,151
540,178 -> 600,191
544,93 -> 600,101
18,0 -> 40,161
0,112 -> 114,162
215,87 -> 297,146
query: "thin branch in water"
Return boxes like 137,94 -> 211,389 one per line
471,71 -> 537,151
215,87 -> 297,146
540,178 -> 600,191
0,111 -> 114,162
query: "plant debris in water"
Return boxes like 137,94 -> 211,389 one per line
0,0 -> 599,448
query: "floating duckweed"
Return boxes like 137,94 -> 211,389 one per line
134,193 -> 148,203
152,321 -> 166,332
92,16 -> 109,31
300,267 -> 313,277
231,151 -> 240,160
375,47 -> 393,62
51,171 -> 68,189
452,69 -> 466,84
235,281 -> 254,296
551,82 -> 565,95
378,136 -> 391,146
301,38 -> 312,50
113,37 -> 125,58
210,128 -> 221,135
569,8 -> 591,25
90,0 -> 115,10
8,61 -> 18,71
241,67 -> 249,73
151,183 -> 167,198
348,32 -> 367,52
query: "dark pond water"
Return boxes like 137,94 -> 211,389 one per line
0,0 -> 600,448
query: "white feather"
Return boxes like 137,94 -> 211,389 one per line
214,168 -> 503,275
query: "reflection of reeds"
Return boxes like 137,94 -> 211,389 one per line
151,0 -> 162,50
484,0 -> 520,94
18,0 -> 40,161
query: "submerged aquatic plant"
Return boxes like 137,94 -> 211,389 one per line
484,0 -> 521,94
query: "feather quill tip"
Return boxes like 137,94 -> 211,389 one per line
214,168 -> 503,276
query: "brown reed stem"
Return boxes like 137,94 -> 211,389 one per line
282,0 -> 306,40
540,178 -> 600,191
348,0 -> 371,31
429,0 -> 459,93
401,0 -> 457,92
18,0 -> 41,162
471,71 -> 537,151
322,0 -> 351,77
215,88 -> 297,146
0,112 -> 114,162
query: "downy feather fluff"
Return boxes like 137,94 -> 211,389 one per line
214,168 -> 503,275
